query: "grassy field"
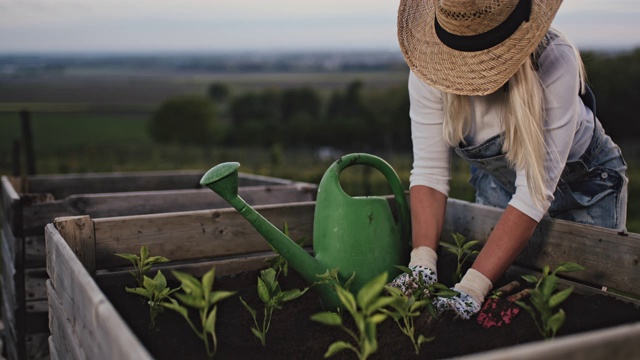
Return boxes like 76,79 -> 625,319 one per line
0,69 -> 638,232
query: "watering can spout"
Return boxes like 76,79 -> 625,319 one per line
200,162 -> 328,289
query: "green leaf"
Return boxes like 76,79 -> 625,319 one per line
239,297 -> 257,319
521,275 -> 539,284
114,253 -> 139,263
418,335 -> 434,345
336,287 -> 357,314
154,270 -> 167,290
172,271 -> 203,298
548,287 -> 573,308
277,288 -> 308,303
209,290 -> 236,305
143,275 -> 158,293
162,298 -> 189,319
175,292 -> 206,309
250,327 -> 264,343
395,265 -> 412,275
201,268 -> 215,297
140,246 -> 150,262
365,296 -> 396,315
554,262 -> 585,274
462,240 -> 480,251
547,309 -> 566,337
357,272 -> 388,310
540,275 -> 559,298
324,341 -> 356,357
125,287 -> 149,298
257,277 -> 271,303
204,306 -> 218,334
310,312 -> 342,326
146,255 -> 170,265
369,313 -> 387,324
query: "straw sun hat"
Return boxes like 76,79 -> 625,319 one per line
398,0 -> 563,96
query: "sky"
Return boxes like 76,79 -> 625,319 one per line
0,0 -> 639,54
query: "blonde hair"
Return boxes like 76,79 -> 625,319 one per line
442,30 -> 586,207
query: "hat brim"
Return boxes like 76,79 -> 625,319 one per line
398,0 -> 563,96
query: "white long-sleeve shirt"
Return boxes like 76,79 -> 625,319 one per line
409,36 -> 595,222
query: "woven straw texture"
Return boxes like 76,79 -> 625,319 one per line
398,0 -> 563,96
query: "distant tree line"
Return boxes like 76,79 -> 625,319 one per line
147,48 -> 640,150
149,79 -> 411,152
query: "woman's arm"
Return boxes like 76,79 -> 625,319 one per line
410,185 -> 448,251
472,205 -> 538,283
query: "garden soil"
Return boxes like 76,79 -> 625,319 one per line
98,258 -> 640,360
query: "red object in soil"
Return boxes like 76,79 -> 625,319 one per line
477,297 -> 521,328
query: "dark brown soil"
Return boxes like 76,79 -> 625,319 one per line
98,259 -> 640,360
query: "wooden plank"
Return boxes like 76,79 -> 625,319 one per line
45,224 -> 153,360
0,216 -> 26,360
54,216 -> 96,275
25,235 -> 46,268
48,336 -> 60,360
92,201 -> 316,270
21,185 -> 315,235
1,175 -> 22,238
47,281 -> 87,360
458,321 -> 640,360
26,268 -> 47,301
26,300 -> 49,333
25,170 -> 312,198
443,199 -> 640,296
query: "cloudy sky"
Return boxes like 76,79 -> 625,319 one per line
0,0 -> 639,54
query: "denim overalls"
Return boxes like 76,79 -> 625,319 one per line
453,87 -> 628,230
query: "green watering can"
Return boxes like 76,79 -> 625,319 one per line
200,153 -> 411,309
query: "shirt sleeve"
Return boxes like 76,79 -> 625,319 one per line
508,39 -> 583,221
408,71 -> 451,196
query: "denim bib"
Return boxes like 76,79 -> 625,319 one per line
453,100 -> 627,230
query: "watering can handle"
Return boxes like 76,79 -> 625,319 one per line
330,153 -> 411,245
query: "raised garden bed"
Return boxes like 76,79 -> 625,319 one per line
45,198 -> 640,359
0,170 -> 316,360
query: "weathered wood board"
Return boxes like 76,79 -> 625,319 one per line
1,170 -> 317,360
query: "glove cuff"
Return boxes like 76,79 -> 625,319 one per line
408,246 -> 438,274
455,268 -> 493,304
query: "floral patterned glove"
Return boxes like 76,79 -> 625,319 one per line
434,288 -> 482,319
388,265 -> 438,298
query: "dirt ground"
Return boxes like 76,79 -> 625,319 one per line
98,262 -> 640,360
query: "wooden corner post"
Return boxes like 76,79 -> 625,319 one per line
54,216 -> 96,275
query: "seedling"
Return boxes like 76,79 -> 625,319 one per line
381,286 -> 433,354
240,267 -> 309,346
163,268 -> 236,359
314,268 -> 355,292
515,262 -> 585,339
115,245 -> 170,288
311,272 -> 395,360
442,233 -> 480,283
125,270 -> 180,330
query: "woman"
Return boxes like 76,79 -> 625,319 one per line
390,0 -> 628,319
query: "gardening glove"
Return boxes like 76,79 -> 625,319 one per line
434,268 -> 492,320
388,246 -> 438,297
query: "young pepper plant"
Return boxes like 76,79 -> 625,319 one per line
125,270 -> 180,330
240,267 -> 309,346
163,268 -> 236,359
442,233 -> 480,284
515,262 -> 585,339
381,285 -> 433,354
115,245 -> 170,288
311,272 -> 395,360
